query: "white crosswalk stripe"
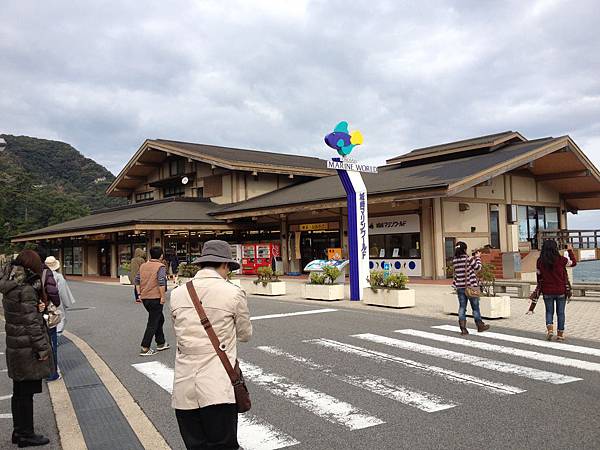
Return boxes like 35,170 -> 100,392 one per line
251,309 -> 338,321
132,361 -> 300,450
394,329 -> 600,373
307,338 -> 525,395
432,325 -> 600,358
0,394 -> 12,401
240,360 -> 384,430
354,333 -> 581,384
0,413 -> 12,419
258,345 -> 457,412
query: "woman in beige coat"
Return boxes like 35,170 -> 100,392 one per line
170,240 -> 251,450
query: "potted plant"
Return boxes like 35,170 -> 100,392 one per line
443,263 -> 511,318
251,266 -> 286,296
303,266 -> 345,301
177,263 -> 198,286
119,262 -> 131,285
227,270 -> 242,288
363,270 -> 415,308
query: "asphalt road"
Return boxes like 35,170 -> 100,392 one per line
64,281 -> 600,450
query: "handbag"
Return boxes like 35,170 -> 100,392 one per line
185,281 -> 251,413
465,287 -> 482,298
42,270 -> 62,329
564,265 -> 573,303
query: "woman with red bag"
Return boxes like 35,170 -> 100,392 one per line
529,240 -> 577,341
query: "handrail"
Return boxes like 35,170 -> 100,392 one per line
538,229 -> 600,249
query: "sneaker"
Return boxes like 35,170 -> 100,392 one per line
139,348 -> 157,356
156,343 -> 170,351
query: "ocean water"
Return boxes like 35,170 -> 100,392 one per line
573,260 -> 600,282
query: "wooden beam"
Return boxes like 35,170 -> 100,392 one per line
562,191 -> 600,200
135,162 -> 162,169
536,170 -> 591,182
124,175 -> 147,181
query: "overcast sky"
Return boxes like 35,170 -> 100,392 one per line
1,0 -> 599,226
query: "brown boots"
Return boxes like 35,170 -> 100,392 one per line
546,324 -> 554,340
476,321 -> 490,332
459,320 -> 490,335
557,330 -> 565,341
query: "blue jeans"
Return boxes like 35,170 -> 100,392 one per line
457,288 -> 482,322
543,295 -> 566,331
48,327 -> 59,380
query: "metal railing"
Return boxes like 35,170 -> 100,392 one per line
538,229 -> 600,249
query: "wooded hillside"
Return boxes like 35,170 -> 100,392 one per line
0,134 -> 126,253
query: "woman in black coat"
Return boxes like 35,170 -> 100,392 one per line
1,250 -> 53,447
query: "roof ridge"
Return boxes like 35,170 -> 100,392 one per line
90,197 -> 216,215
153,139 -> 327,162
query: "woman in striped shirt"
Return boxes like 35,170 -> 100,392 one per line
452,241 -> 490,335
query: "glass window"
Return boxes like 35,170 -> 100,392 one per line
518,205 -> 528,241
72,247 -> 83,275
369,233 -> 421,259
135,191 -> 154,202
545,207 -> 559,230
163,185 -> 185,198
169,159 -> 185,176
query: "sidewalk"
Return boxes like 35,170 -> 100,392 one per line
236,278 -> 600,342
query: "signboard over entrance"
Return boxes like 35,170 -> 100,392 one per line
368,214 -> 420,235
299,223 -> 329,231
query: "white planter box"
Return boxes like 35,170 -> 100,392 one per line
363,288 -> 415,308
443,295 -> 511,319
177,277 -> 192,286
120,275 -> 131,285
229,279 -> 242,287
302,284 -> 345,301
251,282 -> 286,296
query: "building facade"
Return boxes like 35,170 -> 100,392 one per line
13,131 -> 600,279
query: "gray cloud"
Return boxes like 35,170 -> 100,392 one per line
1,0 -> 599,225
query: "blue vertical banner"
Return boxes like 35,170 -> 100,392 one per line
325,122 -> 376,301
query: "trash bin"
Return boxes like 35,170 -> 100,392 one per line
502,252 -> 521,279
272,256 -> 284,273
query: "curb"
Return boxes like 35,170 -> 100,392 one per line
63,330 -> 171,450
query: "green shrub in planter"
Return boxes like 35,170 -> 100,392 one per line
120,262 -> 131,273
323,266 -> 341,284
477,263 -> 496,297
177,263 -> 198,278
367,269 -> 409,292
254,266 -> 283,286
309,272 -> 327,285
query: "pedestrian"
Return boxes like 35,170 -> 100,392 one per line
129,248 -> 146,303
452,241 -> 490,335
0,250 -> 53,447
170,240 -> 252,450
45,256 -> 76,335
134,246 -> 170,356
36,248 -> 61,382
530,240 -> 577,341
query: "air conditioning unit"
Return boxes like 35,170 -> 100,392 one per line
459,203 -> 470,212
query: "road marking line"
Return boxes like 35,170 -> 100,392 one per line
0,369 -> 6,373
0,413 -> 12,419
258,346 -> 456,413
307,338 -> 524,395
0,394 -> 12,401
133,361 -> 300,450
240,360 -> 384,430
393,329 -> 594,377
361,332 -> 581,384
47,376 -> 87,450
432,325 -> 600,358
251,309 -> 338,321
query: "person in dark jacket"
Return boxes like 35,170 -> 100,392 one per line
1,250 -> 53,447
531,240 -> 577,341
36,247 -> 61,381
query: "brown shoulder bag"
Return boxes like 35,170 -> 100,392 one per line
185,281 -> 251,413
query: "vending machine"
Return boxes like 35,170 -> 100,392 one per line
229,244 -> 242,274
242,244 -> 257,275
241,243 -> 281,275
